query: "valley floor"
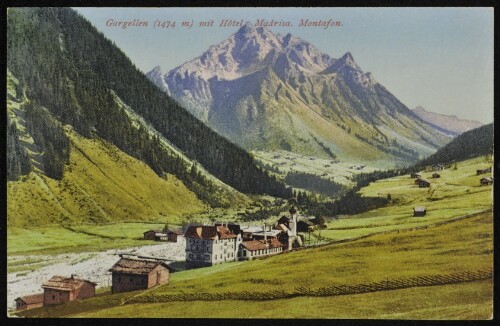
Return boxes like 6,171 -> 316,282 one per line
8,157 -> 493,319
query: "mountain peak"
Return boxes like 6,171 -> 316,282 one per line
339,52 -> 359,69
151,65 -> 162,73
236,21 -> 257,35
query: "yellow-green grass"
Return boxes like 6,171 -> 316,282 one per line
321,157 -> 493,241
16,211 -> 492,318
7,222 -> 168,256
144,212 -> 492,297
66,280 -> 493,319
7,129 -> 204,228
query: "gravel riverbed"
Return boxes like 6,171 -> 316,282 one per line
7,237 -> 186,312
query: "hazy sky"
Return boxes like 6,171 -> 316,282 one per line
75,7 -> 493,124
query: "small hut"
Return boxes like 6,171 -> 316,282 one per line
143,230 -> 160,240
413,206 -> 427,217
411,173 -> 421,179
167,230 -> 182,242
416,178 -> 431,188
480,176 -> 493,186
109,257 -> 173,293
41,275 -> 96,306
477,167 -> 492,175
15,293 -> 44,311
432,173 -> 440,179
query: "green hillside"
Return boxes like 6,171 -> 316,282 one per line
318,156 -> 493,241
415,123 -> 493,168
7,127 -> 205,228
7,7 -> 292,206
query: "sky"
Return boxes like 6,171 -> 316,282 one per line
75,7 -> 494,124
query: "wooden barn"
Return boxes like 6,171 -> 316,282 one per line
144,230 -> 160,240
14,293 -> 44,311
167,230 -> 182,242
415,178 -> 431,188
413,206 -> 427,217
477,167 -> 492,175
108,257 -> 173,293
411,173 -> 421,178
41,275 -> 96,306
480,176 -> 493,186
432,173 -> 441,179
143,230 -> 168,241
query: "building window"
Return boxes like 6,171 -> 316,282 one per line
52,295 -> 55,300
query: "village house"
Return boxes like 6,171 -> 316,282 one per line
480,176 -> 493,186
239,238 -> 284,261
108,256 -> 173,293
167,229 -> 182,242
143,230 -> 169,241
275,206 -> 302,250
14,293 -> 44,311
413,206 -> 427,217
185,207 -> 304,269
415,178 -> 431,188
477,167 -> 492,175
251,228 -> 281,241
432,173 -> 441,179
184,225 -> 241,269
41,275 -> 96,306
241,225 -> 264,241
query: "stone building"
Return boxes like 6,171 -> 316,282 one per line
184,225 -> 241,269
239,238 -> 284,260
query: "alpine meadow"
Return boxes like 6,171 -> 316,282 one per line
6,7 -> 493,319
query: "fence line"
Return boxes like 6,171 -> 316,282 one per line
127,268 -> 493,304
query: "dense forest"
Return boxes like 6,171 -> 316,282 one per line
6,116 -> 31,181
24,102 -> 70,179
7,8 -> 292,201
284,172 -> 346,197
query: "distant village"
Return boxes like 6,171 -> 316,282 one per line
14,164 -> 493,311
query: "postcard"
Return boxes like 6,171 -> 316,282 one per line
6,6 -> 493,319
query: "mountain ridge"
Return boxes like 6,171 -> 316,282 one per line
7,8 -> 292,227
412,105 -> 483,136
150,22 -> 451,167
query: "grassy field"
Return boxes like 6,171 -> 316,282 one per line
7,222 -> 171,256
68,280 -> 494,319
320,156 -> 493,241
15,209 -> 493,318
